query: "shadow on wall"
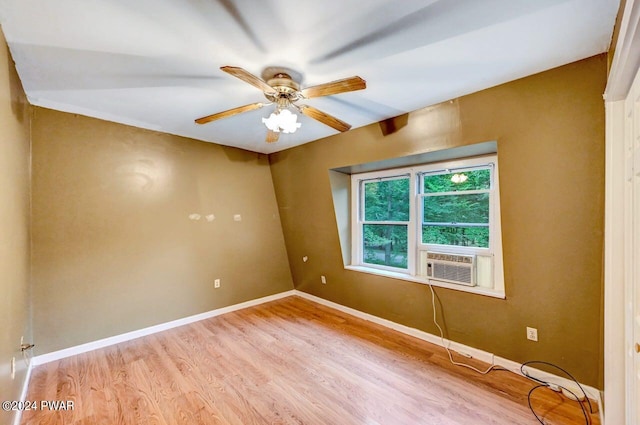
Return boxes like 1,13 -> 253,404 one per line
7,50 -> 27,123
222,145 -> 269,164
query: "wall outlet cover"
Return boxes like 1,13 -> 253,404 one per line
526,327 -> 538,341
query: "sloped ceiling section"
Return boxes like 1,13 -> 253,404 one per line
0,0 -> 619,154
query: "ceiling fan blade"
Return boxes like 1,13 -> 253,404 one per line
221,66 -> 275,94
300,76 -> 366,99
266,130 -> 280,143
298,105 -> 352,132
195,102 -> 264,125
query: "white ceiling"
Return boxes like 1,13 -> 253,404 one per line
0,0 -> 620,154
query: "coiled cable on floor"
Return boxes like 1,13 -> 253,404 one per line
521,360 -> 593,425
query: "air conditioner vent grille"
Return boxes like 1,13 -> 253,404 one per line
432,262 -> 473,284
426,252 -> 474,264
421,251 -> 476,287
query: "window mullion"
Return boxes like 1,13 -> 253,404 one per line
422,222 -> 490,227
362,220 -> 409,225
407,170 -> 417,275
422,189 -> 490,197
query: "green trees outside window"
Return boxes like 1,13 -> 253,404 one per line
363,178 -> 409,268
421,169 -> 491,248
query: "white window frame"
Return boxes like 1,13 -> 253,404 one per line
353,170 -> 416,274
418,161 -> 494,256
349,154 -> 505,298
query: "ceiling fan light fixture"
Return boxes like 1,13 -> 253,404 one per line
195,65 -> 366,143
262,108 -> 301,134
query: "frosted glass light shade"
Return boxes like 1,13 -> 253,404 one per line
262,109 -> 301,133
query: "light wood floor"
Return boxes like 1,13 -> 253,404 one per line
22,296 -> 599,425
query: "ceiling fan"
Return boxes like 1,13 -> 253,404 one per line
195,66 -> 366,143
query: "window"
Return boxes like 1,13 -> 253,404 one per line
361,176 -> 410,270
350,154 -> 504,297
420,167 -> 491,250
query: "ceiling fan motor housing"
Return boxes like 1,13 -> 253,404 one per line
265,73 -> 301,104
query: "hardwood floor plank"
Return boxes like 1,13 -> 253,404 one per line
22,296 -> 599,425
151,328 -> 254,425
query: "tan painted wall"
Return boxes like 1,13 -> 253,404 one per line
270,55 -> 606,387
31,109 -> 293,354
0,28 -> 32,425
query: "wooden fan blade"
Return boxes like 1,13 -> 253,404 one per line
298,105 -> 352,132
266,130 -> 280,143
300,76 -> 366,99
195,102 -> 264,124
221,66 -> 275,94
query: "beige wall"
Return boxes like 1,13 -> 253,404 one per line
0,28 -> 32,425
31,109 -> 293,354
270,55 -> 606,387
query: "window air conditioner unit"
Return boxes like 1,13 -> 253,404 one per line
421,251 -> 476,287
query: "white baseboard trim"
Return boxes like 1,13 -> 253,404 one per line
31,290 -> 296,366
292,290 -> 603,411
13,357 -> 34,425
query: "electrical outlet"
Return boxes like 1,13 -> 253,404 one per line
526,327 -> 538,341
321,275 -> 327,284
10,357 -> 15,380
214,279 -> 221,288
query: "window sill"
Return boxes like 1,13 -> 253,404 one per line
344,265 -> 506,299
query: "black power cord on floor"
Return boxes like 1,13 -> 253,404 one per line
521,360 -> 595,425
